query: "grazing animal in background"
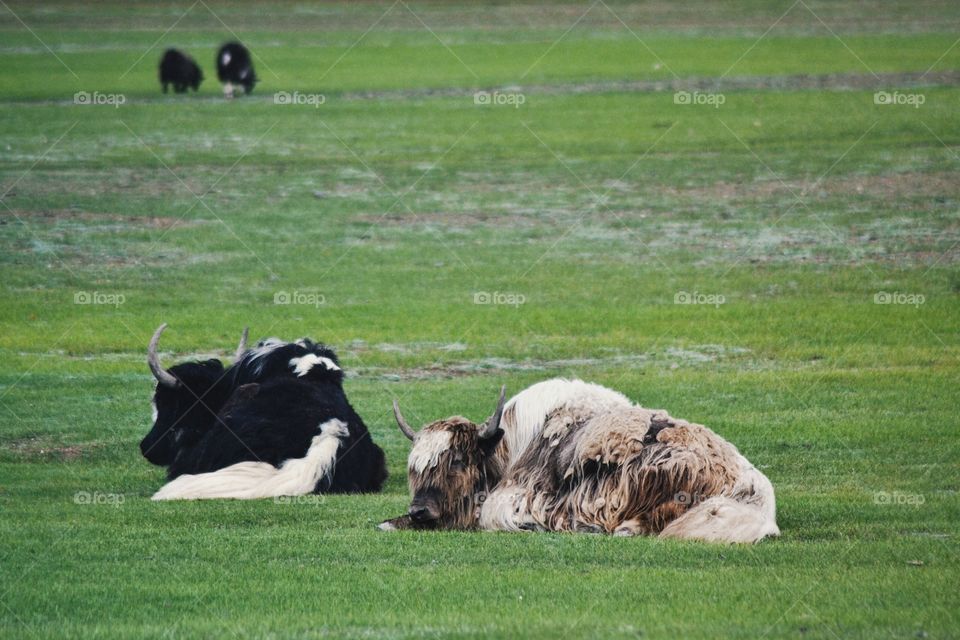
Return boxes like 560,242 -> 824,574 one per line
140,324 -> 387,500
381,379 -> 779,543
216,42 -> 257,98
158,48 -> 203,94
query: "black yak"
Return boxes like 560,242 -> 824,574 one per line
381,379 -> 778,543
140,325 -> 387,500
158,48 -> 203,94
216,42 -> 257,98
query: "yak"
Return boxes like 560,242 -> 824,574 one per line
141,324 -> 387,500
380,378 -> 779,543
158,49 -> 203,94
216,42 -> 257,98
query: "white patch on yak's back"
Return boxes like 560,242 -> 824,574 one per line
238,338 -> 284,376
408,430 -> 452,473
243,338 -> 287,375
501,378 -> 633,465
289,354 -> 340,377
151,399 -> 158,424
658,496 -> 779,543
221,51 -> 231,66
250,338 -> 284,357
151,418 -> 348,501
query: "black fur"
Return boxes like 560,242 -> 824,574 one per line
140,337 -> 387,494
139,359 -> 230,466
229,338 -> 342,387
168,378 -> 386,493
216,42 -> 257,95
158,49 -> 203,94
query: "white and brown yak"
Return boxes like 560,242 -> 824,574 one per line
380,378 -> 779,543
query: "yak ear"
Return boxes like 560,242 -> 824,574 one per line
479,428 -> 504,457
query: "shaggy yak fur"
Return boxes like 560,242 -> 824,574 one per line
216,42 -> 257,98
158,48 -> 203,94
140,325 -> 386,500
381,378 -> 779,543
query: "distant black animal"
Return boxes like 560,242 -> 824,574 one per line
158,49 -> 203,94
216,42 -> 257,98
140,325 -> 387,500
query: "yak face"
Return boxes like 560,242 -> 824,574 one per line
390,388 -> 507,530
405,419 -> 504,529
140,359 -> 226,466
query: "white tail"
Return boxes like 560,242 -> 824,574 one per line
152,419 -> 348,501
659,461 -> 779,543
659,496 -> 780,543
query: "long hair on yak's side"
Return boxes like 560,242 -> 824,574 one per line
479,403 -> 613,532
486,406 -> 746,535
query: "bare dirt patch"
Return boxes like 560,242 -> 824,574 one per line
661,171 -> 960,204
355,345 -> 757,381
352,211 -> 549,230
1,437 -> 91,461
335,71 -> 960,102
1,209 -> 203,230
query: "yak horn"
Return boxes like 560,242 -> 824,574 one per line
234,327 -> 249,361
478,385 -> 507,439
392,400 -> 417,441
147,323 -> 179,388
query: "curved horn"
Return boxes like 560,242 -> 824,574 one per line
234,327 -> 249,361
147,323 -> 180,388
392,400 -> 417,441
478,385 -> 507,439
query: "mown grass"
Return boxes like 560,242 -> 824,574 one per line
1,1 -> 958,638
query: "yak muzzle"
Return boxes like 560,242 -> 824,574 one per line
409,503 -> 440,524
139,433 -> 173,466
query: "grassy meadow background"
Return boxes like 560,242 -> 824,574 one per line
1,1 -> 958,637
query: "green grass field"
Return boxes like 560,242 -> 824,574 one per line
1,1 -> 958,638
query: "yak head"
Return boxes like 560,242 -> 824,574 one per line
139,324 -> 247,466
388,387 -> 507,530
